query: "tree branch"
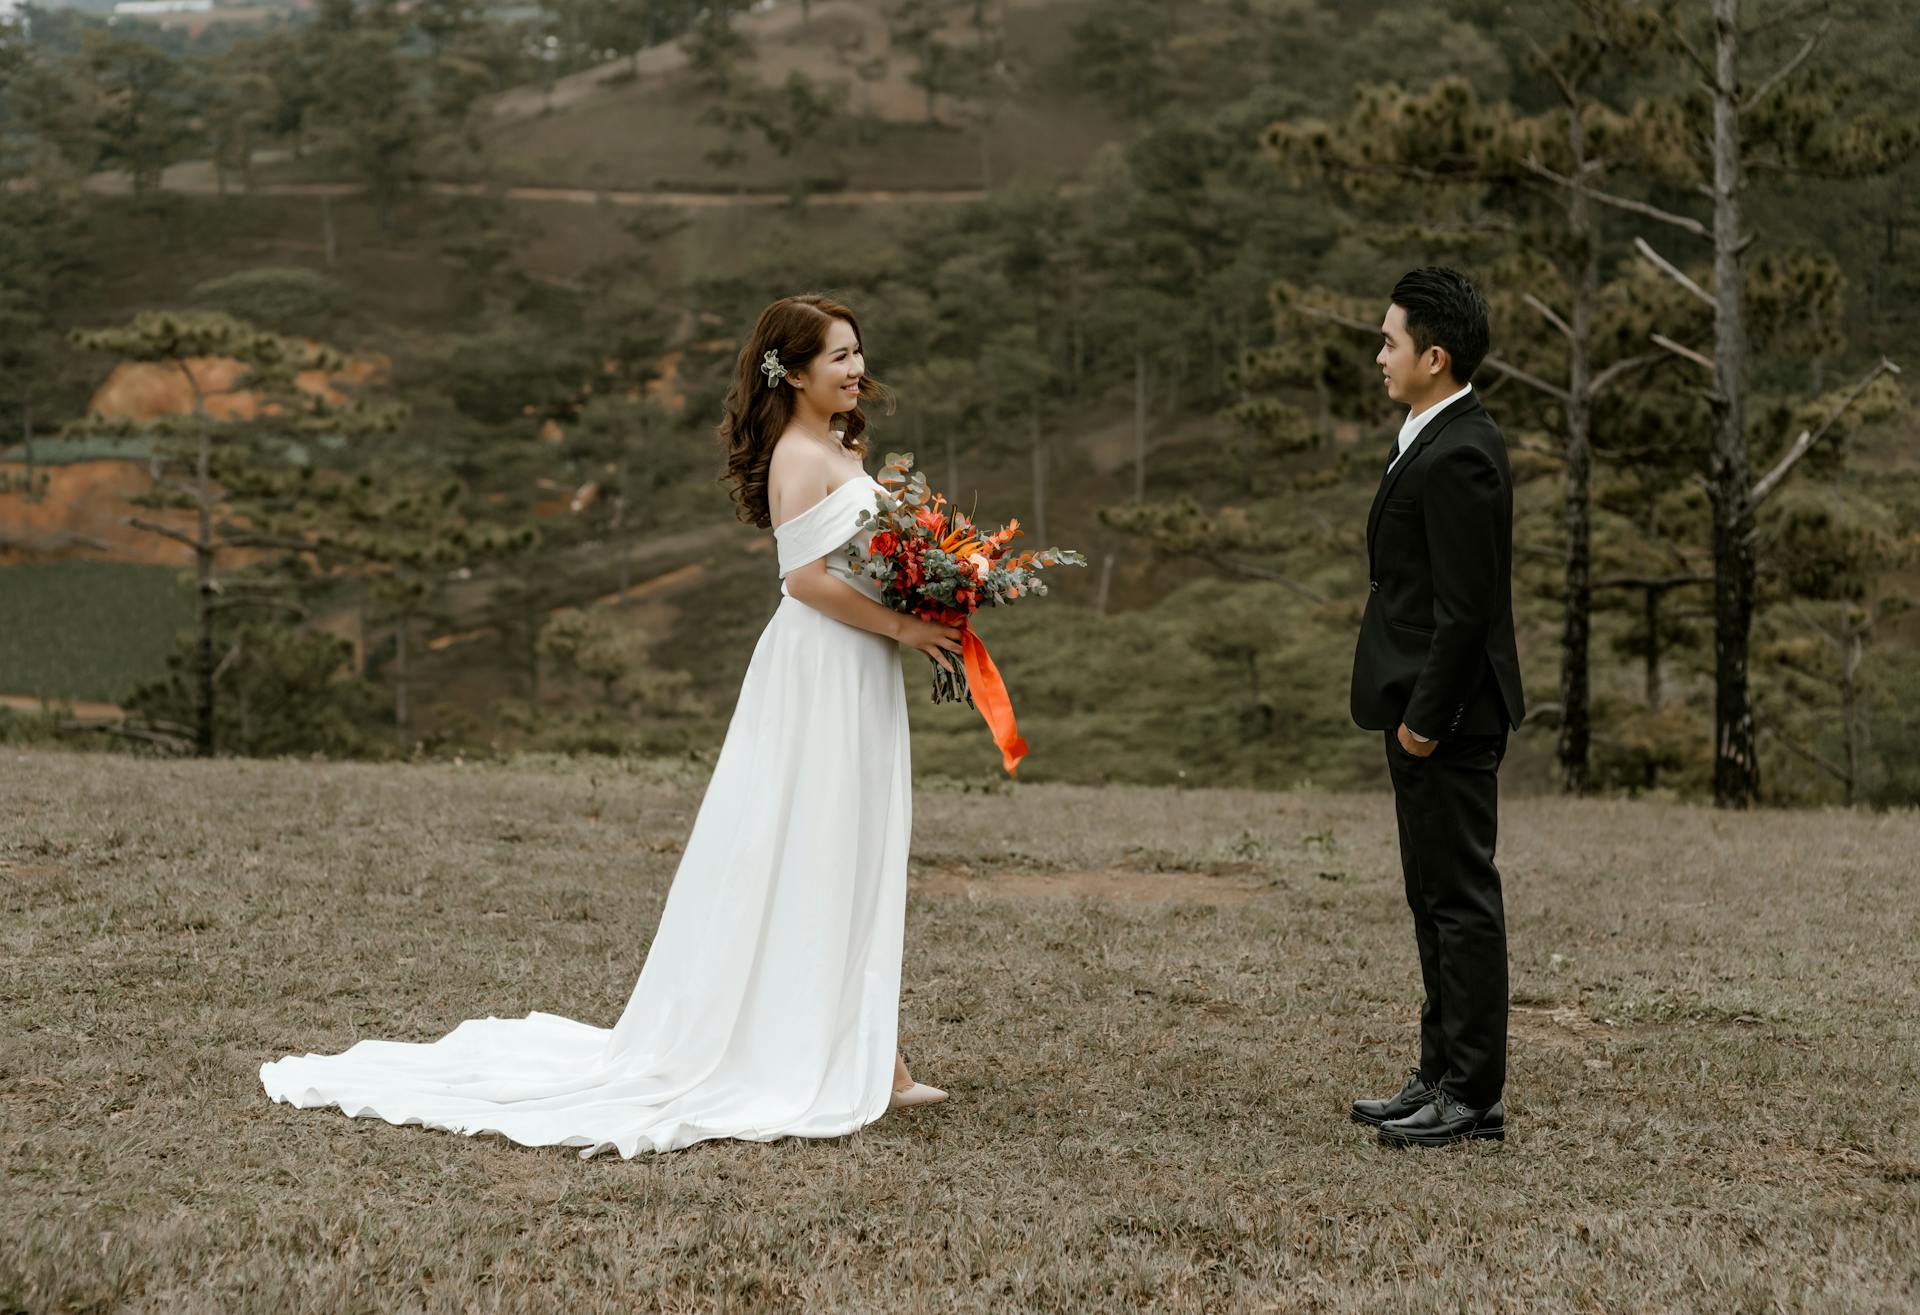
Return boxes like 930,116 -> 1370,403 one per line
1742,18 -> 1831,115
1522,30 -> 1579,108
1661,16 -> 1722,92
1749,356 -> 1901,506
1202,555 -> 1330,605
1524,292 -> 1575,342
212,524 -> 329,554
1760,725 -> 1849,785
206,595 -> 310,619
1634,236 -> 1717,309
56,719 -> 194,754
1512,437 -> 1567,462
1745,0 -> 1834,38
1589,352 -> 1664,396
211,639 -> 243,686
1593,572 -> 1715,591
1524,157 -> 1711,239
151,475 -> 207,503
126,515 -> 206,552
1288,302 -> 1377,336
1785,597 -> 1844,647
1480,355 -> 1574,404
1284,155 -> 1495,187
1772,652 -> 1842,690
1651,333 -> 1716,373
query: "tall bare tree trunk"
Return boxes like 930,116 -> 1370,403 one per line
236,657 -> 250,751
1132,349 -> 1148,501
20,403 -> 35,503
394,611 -> 410,734
614,450 -> 633,598
527,598 -> 542,706
194,414 -> 215,758
1709,0 -> 1758,807
1069,299 -> 1084,400
1558,104 -> 1598,796
1841,626 -> 1862,807
1644,587 -> 1665,714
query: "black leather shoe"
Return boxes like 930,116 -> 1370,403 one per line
1377,1091 -> 1505,1146
1349,1069 -> 1436,1127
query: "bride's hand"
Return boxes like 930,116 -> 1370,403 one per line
897,615 -> 964,672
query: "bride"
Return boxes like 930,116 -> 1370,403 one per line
261,293 -> 962,1157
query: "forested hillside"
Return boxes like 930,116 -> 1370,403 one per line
3,0 -> 1916,806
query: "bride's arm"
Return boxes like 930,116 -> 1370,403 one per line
785,553 -> 963,672
785,557 -> 914,640
771,452 -> 961,668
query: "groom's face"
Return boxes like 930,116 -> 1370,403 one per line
1377,303 -> 1439,406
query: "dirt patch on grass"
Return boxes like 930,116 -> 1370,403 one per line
914,865 -> 1263,905
1509,1003 -> 1608,1046
0,695 -> 126,721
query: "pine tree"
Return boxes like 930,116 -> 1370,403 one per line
307,0 -> 428,228
66,311 -> 402,756
240,465 -> 538,738
1758,478 -> 1914,804
1526,0 -> 1914,805
80,27 -> 196,198
1264,5 -> 1684,793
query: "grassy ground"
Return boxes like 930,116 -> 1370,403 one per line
3,751 -> 1916,1312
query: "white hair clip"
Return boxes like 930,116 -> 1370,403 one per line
759,349 -> 787,387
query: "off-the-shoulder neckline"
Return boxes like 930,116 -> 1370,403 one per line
772,474 -> 884,534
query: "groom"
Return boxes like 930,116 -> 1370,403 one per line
1348,267 -> 1525,1147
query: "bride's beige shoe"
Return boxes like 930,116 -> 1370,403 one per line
888,1081 -> 948,1110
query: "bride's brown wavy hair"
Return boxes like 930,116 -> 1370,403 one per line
719,294 -> 893,528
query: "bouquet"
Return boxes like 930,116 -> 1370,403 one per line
849,452 -> 1085,775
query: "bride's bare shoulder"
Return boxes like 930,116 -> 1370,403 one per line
768,435 -> 834,528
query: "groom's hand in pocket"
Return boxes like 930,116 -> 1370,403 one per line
1397,723 -> 1440,758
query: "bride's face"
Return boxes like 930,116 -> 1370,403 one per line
790,318 -> 866,416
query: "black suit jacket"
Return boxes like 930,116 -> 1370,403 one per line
1350,390 -> 1525,738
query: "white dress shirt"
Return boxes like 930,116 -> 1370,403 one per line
1386,381 -> 1471,742
1387,382 -> 1472,474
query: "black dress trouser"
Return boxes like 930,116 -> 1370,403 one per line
1384,727 -> 1509,1109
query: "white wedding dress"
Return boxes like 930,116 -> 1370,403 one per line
260,476 -> 910,1157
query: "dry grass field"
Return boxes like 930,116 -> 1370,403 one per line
3,749 -> 1917,1313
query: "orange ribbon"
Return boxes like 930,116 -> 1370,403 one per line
961,628 -> 1027,777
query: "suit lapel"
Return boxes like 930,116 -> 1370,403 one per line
1365,391 -> 1483,565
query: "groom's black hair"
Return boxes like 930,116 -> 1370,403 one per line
1392,266 -> 1490,385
